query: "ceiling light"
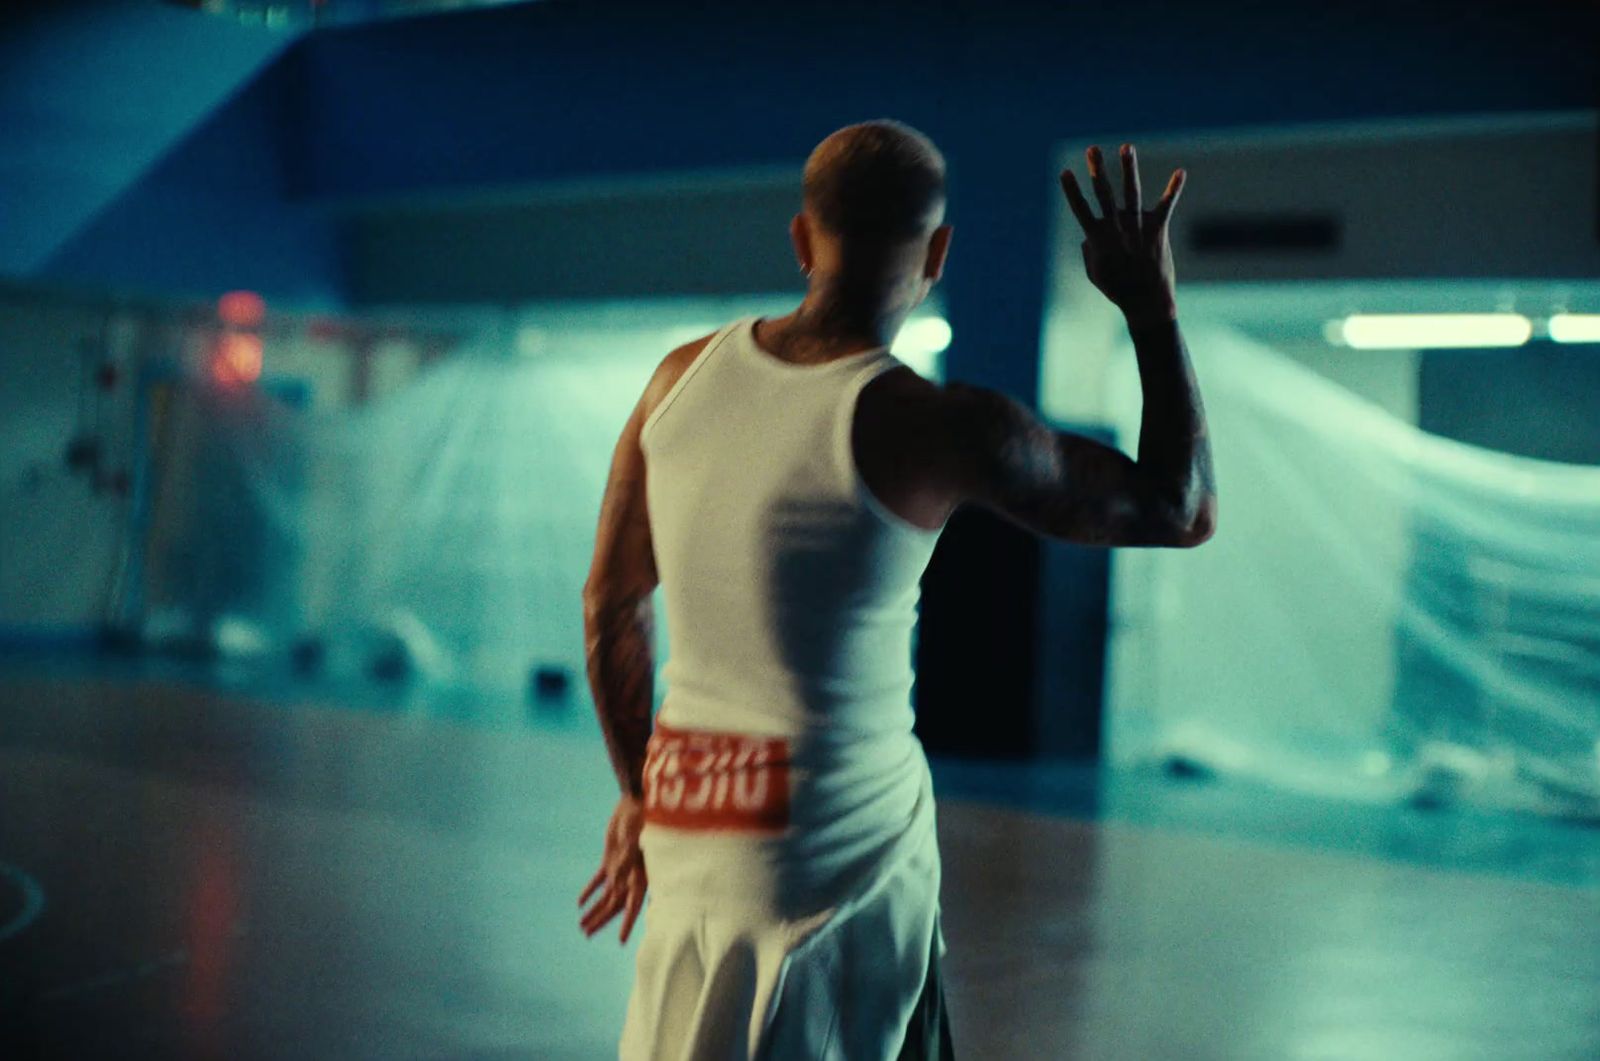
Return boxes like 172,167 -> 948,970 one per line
891,316 -> 952,379
1325,313 -> 1532,350
1548,313 -> 1600,344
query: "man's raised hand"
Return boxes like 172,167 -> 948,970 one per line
1060,143 -> 1185,324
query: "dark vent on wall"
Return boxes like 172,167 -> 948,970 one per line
1189,214 -> 1342,253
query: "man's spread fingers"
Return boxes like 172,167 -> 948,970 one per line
583,890 -> 622,935
578,866 -> 606,906
1060,169 -> 1097,232
619,888 -> 644,943
1153,169 -> 1187,228
1121,143 -> 1142,220
1087,146 -> 1122,235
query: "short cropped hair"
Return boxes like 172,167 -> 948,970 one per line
802,120 -> 947,247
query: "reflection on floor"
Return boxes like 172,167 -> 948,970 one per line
2,653 -> 1597,1060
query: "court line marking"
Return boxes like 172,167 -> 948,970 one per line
0,860 -> 46,943
33,922 -> 248,1004
36,948 -> 191,1004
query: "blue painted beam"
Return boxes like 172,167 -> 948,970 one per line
0,0 -> 301,275
287,0 -> 1596,204
43,47 -> 344,307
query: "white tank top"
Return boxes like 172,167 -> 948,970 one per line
640,314 -> 946,742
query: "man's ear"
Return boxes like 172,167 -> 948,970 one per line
790,213 -> 814,274
925,224 -> 953,283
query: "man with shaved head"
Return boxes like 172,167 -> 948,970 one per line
579,119 -> 1215,1058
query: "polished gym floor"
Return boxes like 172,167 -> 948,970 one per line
2,649 -> 1597,1060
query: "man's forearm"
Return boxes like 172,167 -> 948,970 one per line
582,596 -> 656,800
1126,310 -> 1216,535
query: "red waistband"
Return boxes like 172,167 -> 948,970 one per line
642,719 -> 792,833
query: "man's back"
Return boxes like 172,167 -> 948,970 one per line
624,314 -> 949,1058
659,323 -> 955,536
640,314 -> 943,742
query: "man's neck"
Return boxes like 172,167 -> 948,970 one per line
764,294 -> 910,359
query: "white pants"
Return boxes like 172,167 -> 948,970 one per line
620,718 -> 943,1059
618,833 -> 944,1060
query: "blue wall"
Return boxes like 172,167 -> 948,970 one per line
10,0 -> 1593,396
44,47 -> 345,308
287,0 -> 1595,201
0,0 -> 300,276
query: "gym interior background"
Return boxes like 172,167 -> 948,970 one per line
2,1 -> 1598,1058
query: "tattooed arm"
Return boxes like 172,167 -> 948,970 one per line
582,596 -> 656,800
920,140 -> 1215,548
931,314 -> 1214,547
582,393 -> 657,799
582,336 -> 707,797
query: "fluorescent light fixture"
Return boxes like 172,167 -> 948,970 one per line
1325,313 -> 1532,350
1548,313 -> 1600,344
892,316 -> 952,379
893,316 -> 953,356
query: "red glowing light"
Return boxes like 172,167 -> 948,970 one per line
305,317 -> 344,342
217,290 -> 266,329
211,332 -> 264,386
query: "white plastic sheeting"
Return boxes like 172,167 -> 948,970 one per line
134,337 -> 657,695
1104,321 -> 1600,820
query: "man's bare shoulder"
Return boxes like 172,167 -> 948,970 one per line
668,332 -> 716,370
861,364 -> 977,449
863,363 -> 940,406
662,332 -> 716,381
855,365 -> 972,524
642,332 -> 716,419
858,366 -> 1058,515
